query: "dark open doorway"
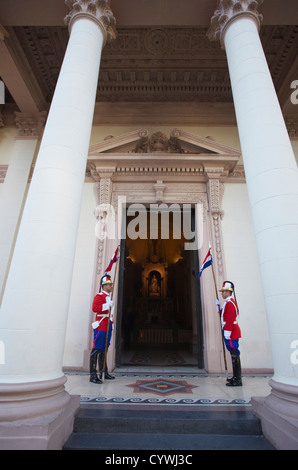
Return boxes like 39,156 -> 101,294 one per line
116,206 -> 204,369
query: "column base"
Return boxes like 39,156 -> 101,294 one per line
0,376 -> 80,450
252,379 -> 298,450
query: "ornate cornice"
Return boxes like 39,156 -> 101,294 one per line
207,0 -> 263,45
64,0 -> 116,45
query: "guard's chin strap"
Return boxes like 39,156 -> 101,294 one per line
233,289 -> 238,310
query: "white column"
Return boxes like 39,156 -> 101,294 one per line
208,1 -> 298,449
0,0 -> 116,450
0,113 -> 46,301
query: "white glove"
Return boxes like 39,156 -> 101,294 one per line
224,330 -> 231,340
103,299 -> 113,310
110,305 -> 115,320
216,299 -> 221,312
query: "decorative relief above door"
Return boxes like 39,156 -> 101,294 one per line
86,127 -> 243,183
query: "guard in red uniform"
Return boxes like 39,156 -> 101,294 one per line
89,274 -> 115,383
217,281 -> 242,387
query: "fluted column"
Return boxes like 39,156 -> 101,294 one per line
208,0 -> 298,449
0,0 -> 116,450
0,112 -> 46,301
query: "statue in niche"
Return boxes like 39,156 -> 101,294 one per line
148,271 -> 161,296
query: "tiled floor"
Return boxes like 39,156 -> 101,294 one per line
64,368 -> 272,408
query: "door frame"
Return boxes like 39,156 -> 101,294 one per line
115,207 -> 204,369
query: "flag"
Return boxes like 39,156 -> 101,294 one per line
104,245 -> 119,273
198,248 -> 213,278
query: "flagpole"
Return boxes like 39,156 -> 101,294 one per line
102,246 -> 119,381
210,260 -> 229,378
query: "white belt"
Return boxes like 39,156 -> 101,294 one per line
92,313 -> 109,329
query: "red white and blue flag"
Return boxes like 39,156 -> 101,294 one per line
198,248 -> 213,278
104,245 -> 120,273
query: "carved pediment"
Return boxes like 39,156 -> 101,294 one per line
89,128 -> 241,156
89,129 -> 148,155
87,128 -> 242,181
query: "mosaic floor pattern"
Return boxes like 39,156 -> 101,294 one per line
80,396 -> 251,406
126,378 -> 198,396
65,373 -> 273,409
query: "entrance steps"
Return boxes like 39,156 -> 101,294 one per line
63,406 -> 275,450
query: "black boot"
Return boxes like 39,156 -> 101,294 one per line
89,349 -> 102,384
226,353 -> 242,387
98,352 -> 115,380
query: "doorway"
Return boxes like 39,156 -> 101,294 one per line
115,206 -> 204,369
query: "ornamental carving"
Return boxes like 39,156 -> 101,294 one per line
15,111 -> 47,138
94,171 -> 114,276
208,181 -> 225,282
207,0 -> 263,43
64,0 -> 116,43
133,131 -> 185,154
11,25 -> 298,108
144,29 -> 170,55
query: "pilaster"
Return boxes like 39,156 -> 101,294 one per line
0,111 -> 46,302
91,167 -> 117,372
15,111 -> 47,139
94,167 -> 115,278
205,167 -> 226,288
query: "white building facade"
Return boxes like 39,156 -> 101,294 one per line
0,0 -> 298,450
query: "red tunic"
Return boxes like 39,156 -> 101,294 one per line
220,297 -> 241,340
92,292 -> 113,332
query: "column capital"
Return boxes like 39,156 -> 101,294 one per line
207,0 -> 263,45
14,111 -> 47,139
64,0 -> 116,45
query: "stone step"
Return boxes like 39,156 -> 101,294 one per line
63,406 -> 275,450
64,431 -> 275,450
71,408 -> 263,435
